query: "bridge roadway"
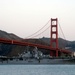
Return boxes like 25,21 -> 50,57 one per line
0,38 -> 72,56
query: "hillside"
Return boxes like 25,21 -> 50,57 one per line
0,30 -> 74,56
0,30 -> 23,56
0,30 -> 22,40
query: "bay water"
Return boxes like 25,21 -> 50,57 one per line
0,65 -> 75,75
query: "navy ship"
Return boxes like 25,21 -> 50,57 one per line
0,47 -> 74,64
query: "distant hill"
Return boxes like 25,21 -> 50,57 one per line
0,30 -> 22,40
40,37 -> 75,51
0,30 -> 74,56
0,30 -> 23,56
23,37 -> 75,51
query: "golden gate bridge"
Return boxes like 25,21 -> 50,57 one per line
0,18 -> 72,57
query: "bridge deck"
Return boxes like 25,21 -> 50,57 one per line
0,38 -> 72,54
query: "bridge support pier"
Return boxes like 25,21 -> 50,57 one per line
56,49 -> 58,57
50,18 -> 58,57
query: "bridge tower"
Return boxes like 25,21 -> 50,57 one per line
50,18 -> 58,57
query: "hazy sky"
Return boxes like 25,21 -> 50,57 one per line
0,0 -> 75,41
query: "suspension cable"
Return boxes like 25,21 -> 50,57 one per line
25,20 -> 50,38
58,22 -> 68,49
58,22 -> 66,40
28,26 -> 50,38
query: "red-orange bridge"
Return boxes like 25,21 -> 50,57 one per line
0,18 -> 72,57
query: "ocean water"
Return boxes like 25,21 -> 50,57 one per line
0,65 -> 75,75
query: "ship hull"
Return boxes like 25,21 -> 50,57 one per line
0,58 -> 75,64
